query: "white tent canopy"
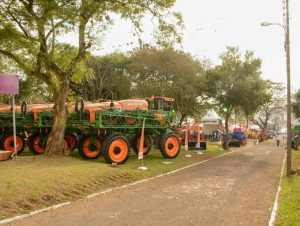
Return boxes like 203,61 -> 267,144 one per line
249,125 -> 260,130
202,110 -> 220,125
202,110 -> 222,135
229,124 -> 241,129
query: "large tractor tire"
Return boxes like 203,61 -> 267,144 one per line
131,134 -> 153,155
102,134 -> 129,164
156,131 -> 173,150
65,133 -> 77,151
28,133 -> 69,155
0,131 -> 26,154
78,135 -> 101,159
28,133 -> 47,155
159,133 -> 181,159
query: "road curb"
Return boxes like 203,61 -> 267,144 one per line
268,153 -> 286,226
0,202 -> 71,225
0,148 -> 239,225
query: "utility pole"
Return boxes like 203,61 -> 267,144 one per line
261,0 -> 292,175
285,0 -> 292,176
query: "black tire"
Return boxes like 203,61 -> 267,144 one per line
102,133 -> 129,164
291,141 -> 295,149
159,133 -> 181,159
131,134 -> 153,155
78,135 -> 101,159
28,133 -> 69,155
28,133 -> 46,155
0,131 -> 26,154
230,141 -> 240,147
157,131 -> 173,150
65,133 -> 78,151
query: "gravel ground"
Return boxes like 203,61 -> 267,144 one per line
10,142 -> 285,226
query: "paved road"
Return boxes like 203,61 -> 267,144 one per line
11,142 -> 285,226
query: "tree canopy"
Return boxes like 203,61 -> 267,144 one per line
292,89 -> 300,118
128,47 -> 206,124
204,47 -> 267,138
251,82 -> 286,131
70,52 -> 131,101
0,0 -> 183,155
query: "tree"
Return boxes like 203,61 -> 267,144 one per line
292,89 -> 300,118
0,0 -> 182,155
1,55 -> 53,103
235,51 -> 269,129
70,52 -> 131,101
205,47 -> 265,147
128,47 -> 206,124
0,56 -> 19,103
238,78 -> 269,129
250,83 -> 286,134
19,77 -> 53,103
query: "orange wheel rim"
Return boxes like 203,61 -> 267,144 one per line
165,137 -> 179,157
136,136 -> 150,154
66,134 -> 76,149
82,137 -> 100,158
63,139 -> 68,150
109,139 -> 128,162
32,135 -> 45,154
3,135 -> 23,152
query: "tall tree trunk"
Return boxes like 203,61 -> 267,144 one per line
179,113 -> 187,126
246,115 -> 249,131
223,113 -> 230,149
225,113 -> 230,135
261,120 -> 268,141
45,80 -> 69,155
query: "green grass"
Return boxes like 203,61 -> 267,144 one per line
0,144 -> 226,220
276,150 -> 300,226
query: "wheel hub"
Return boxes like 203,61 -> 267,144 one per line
113,147 -> 121,155
168,143 -> 174,149
88,143 -> 98,152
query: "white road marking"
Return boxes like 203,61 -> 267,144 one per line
268,153 -> 286,226
0,202 -> 71,225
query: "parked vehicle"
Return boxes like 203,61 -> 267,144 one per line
229,131 -> 247,147
291,125 -> 300,149
0,97 -> 181,164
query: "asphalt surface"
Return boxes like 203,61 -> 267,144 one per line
10,142 -> 285,226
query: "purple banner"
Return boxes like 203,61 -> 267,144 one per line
0,74 -> 19,95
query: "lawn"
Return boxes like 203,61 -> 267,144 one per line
277,150 -> 300,226
0,144 -> 226,220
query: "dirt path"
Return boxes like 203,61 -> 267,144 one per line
10,142 -> 285,226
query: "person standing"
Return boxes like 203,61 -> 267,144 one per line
276,134 -> 280,146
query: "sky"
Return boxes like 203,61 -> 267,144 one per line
91,0 -> 300,91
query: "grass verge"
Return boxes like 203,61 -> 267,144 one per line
276,150 -> 300,225
0,144 -> 227,220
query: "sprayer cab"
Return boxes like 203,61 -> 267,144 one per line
146,97 -> 175,111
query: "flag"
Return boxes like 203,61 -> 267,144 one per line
138,118 -> 145,160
